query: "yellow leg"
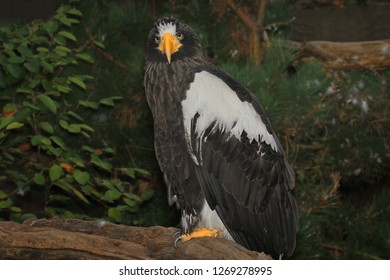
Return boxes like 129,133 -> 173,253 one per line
180,227 -> 223,242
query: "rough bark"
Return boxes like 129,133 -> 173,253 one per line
291,39 -> 390,70
0,218 -> 271,260
226,0 -> 268,65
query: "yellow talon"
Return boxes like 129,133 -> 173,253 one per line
181,228 -> 223,242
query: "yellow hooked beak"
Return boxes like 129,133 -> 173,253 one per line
158,33 -> 182,64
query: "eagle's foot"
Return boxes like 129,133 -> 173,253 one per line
174,228 -> 222,246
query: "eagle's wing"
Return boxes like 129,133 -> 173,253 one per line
181,68 -> 299,258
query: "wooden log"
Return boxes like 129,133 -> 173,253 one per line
0,218 -> 271,260
291,39 -> 390,70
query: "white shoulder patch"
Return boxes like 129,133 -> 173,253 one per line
181,71 -> 278,160
157,22 -> 177,37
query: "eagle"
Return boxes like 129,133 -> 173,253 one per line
144,17 -> 298,259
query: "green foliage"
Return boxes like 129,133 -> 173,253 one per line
0,3 -> 152,223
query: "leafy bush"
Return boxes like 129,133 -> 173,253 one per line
0,3 -> 152,222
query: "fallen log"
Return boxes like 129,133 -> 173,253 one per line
0,218 -> 271,260
291,39 -> 390,70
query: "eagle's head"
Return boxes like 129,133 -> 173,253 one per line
146,17 -> 202,64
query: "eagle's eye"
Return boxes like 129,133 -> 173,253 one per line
177,33 -> 184,40
155,36 -> 160,44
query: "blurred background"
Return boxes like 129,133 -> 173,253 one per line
0,0 -> 389,259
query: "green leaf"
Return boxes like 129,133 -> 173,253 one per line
82,145 -> 95,153
17,87 -> 34,94
121,168 -> 135,178
58,31 -> 77,42
102,147 -> 114,154
80,132 -> 89,138
47,145 -> 60,157
53,179 -> 71,191
67,111 -> 84,121
49,164 -> 63,182
53,35 -> 66,45
133,168 -> 150,177
76,53 -> 94,63
123,198 -> 137,207
99,98 -> 115,106
79,124 -> 94,133
22,101 -> 40,111
90,154 -> 112,171
44,20 -> 59,34
93,41 -> 105,49
68,124 -> 81,133
17,45 -> 33,57
2,103 -> 17,117
139,189 -> 155,201
66,8 -> 83,16
68,76 -> 86,89
59,119 -> 68,129
6,63 -> 23,78
69,155 -> 85,168
54,47 -> 68,57
10,206 -> 22,213
6,122 -> 24,130
49,194 -> 70,202
37,94 -> 57,114
40,137 -> 52,146
37,47 -> 49,53
78,100 -> 98,109
54,84 -> 72,93
124,193 -> 143,202
0,190 -> 7,199
107,207 -> 122,223
31,135 -> 43,146
40,61 -> 54,73
33,173 -> 45,185
0,198 -> 13,209
73,169 -> 90,185
24,59 -> 40,73
102,189 -> 122,202
44,207 -> 57,216
29,78 -> 41,89
0,117 -> 15,130
58,16 -> 79,26
39,122 -> 54,134
127,204 -> 140,214
55,45 -> 72,53
72,188 -> 90,204
8,56 -> 25,63
50,136 -> 66,150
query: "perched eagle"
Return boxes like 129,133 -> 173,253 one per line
144,17 -> 299,259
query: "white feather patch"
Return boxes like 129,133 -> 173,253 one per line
181,71 -> 278,161
157,22 -> 177,37
198,200 -> 233,240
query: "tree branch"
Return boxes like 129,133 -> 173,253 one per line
226,0 -> 256,31
0,218 -> 271,260
290,39 -> 390,70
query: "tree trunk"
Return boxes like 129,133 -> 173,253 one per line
226,0 -> 268,65
0,218 -> 271,260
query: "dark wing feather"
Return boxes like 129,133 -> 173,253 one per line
190,68 -> 299,258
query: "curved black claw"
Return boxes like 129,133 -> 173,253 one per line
173,229 -> 183,247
